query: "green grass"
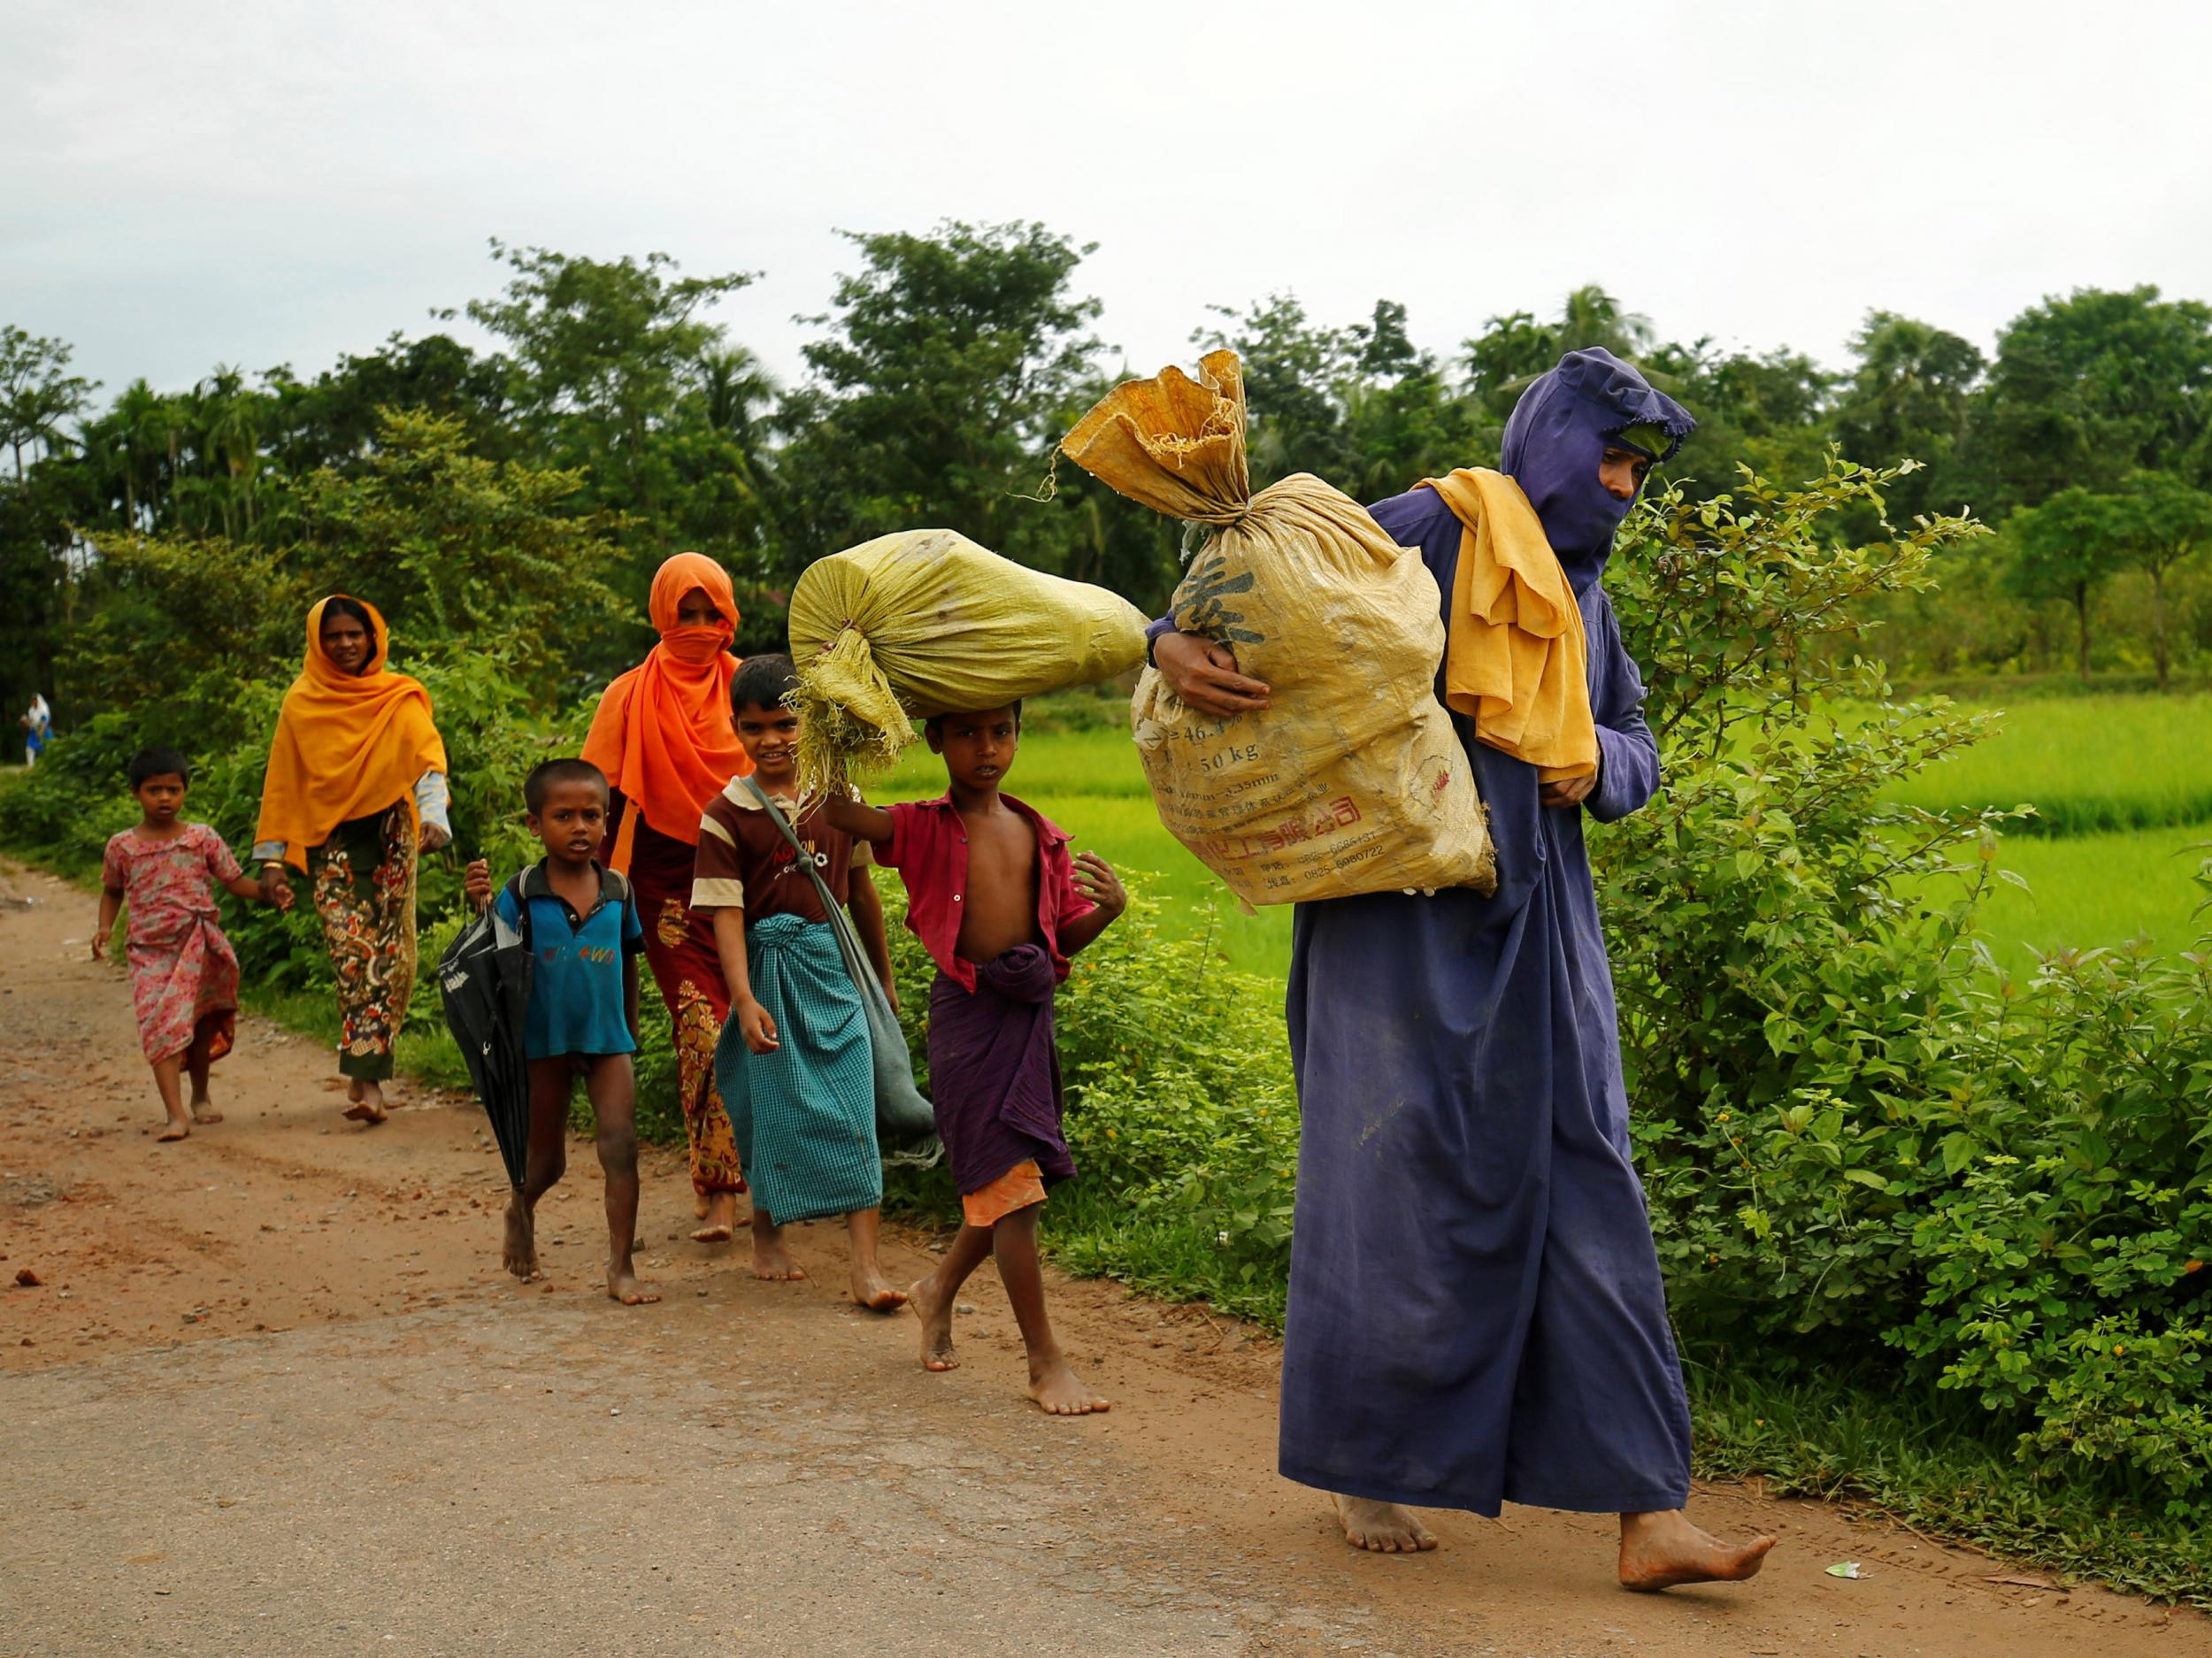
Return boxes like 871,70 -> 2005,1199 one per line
1886,693 -> 2212,835
1690,1364 -> 2212,1607
1934,822 -> 2212,967
248,984 -> 479,1096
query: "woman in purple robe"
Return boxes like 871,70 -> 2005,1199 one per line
1154,349 -> 1774,1591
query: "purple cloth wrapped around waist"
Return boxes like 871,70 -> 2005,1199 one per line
926,943 -> 1075,1196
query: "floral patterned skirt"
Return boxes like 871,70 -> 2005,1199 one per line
310,806 -> 418,1082
630,817 -> 743,1195
127,917 -> 240,1066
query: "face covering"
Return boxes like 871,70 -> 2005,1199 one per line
579,552 -> 753,844
1499,349 -> 1695,589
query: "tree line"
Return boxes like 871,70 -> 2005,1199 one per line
5,221 -> 2212,723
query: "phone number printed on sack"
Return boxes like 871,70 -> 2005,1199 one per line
1200,796 -> 1363,862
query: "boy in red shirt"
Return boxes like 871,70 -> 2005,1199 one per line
824,703 -> 1125,1415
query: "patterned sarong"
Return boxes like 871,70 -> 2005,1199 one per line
310,804 -> 417,1082
632,814 -> 743,1194
712,913 -> 882,1225
925,944 -> 1074,1197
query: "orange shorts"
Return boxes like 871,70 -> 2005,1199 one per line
962,1159 -> 1048,1229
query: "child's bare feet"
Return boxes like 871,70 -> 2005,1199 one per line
607,1267 -> 662,1306
749,1218 -> 805,1281
502,1192 -> 541,1280
910,1275 -> 957,1371
1333,1493 -> 1437,1553
690,1188 -> 736,1243
850,1264 -> 908,1312
1026,1353 -> 1110,1416
1617,1511 -> 1774,1592
190,1104 -> 223,1125
157,1115 -> 191,1143
342,1078 -> 388,1125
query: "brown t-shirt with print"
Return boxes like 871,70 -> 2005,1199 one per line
691,779 -> 869,925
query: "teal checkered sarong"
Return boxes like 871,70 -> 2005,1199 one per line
713,913 -> 883,1224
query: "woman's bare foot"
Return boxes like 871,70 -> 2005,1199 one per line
690,1189 -> 737,1244
749,1217 -> 804,1281
607,1268 -> 662,1306
157,1116 -> 191,1143
502,1193 -> 540,1280
1332,1493 -> 1437,1553
1026,1353 -> 1110,1416
849,1265 -> 908,1312
190,1103 -> 223,1125
1617,1510 -> 1774,1592
342,1079 -> 388,1125
910,1275 -> 957,1371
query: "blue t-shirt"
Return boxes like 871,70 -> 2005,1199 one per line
493,862 -> 646,1059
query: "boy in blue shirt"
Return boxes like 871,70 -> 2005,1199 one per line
465,759 -> 658,1307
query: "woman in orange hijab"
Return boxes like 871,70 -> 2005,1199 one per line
253,596 -> 451,1125
582,553 -> 753,1240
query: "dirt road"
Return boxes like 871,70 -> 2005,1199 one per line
3,857 -> 2203,1658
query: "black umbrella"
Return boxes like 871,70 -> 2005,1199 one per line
436,887 -> 534,1189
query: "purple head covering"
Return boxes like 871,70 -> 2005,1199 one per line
1499,348 -> 1695,589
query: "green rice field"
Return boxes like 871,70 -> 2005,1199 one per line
866,692 -> 2211,979
1892,692 -> 2210,966
1886,692 -> 2212,836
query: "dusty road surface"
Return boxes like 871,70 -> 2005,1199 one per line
4,856 -> 2205,1658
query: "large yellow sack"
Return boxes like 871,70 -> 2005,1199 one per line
1061,350 -> 1495,905
787,527 -> 1148,789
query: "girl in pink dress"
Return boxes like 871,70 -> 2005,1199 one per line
96,747 -> 281,1141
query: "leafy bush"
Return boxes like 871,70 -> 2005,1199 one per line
1599,457 -> 2212,1516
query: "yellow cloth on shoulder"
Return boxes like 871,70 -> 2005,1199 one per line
255,596 -> 448,871
1420,468 -> 1598,783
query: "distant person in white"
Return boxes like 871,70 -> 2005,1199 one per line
21,694 -> 51,766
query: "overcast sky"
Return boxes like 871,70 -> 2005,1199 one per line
7,0 -> 2210,407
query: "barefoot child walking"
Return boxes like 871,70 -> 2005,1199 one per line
464,759 -> 659,1307
823,703 -> 1126,1414
96,747 -> 286,1142
690,655 -> 906,1309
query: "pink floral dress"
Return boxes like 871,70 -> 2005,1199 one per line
101,824 -> 244,1064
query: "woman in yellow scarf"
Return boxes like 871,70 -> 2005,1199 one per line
253,596 -> 450,1125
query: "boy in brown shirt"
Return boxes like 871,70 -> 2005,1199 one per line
692,655 -> 905,1309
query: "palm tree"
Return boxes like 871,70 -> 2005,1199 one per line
696,343 -> 777,443
0,325 -> 97,481
111,379 -> 172,527
196,367 -> 265,538
1558,286 -> 1655,359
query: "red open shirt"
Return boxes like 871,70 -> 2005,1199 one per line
874,794 -> 1095,990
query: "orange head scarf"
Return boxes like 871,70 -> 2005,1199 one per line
255,596 -> 449,871
581,553 -> 752,854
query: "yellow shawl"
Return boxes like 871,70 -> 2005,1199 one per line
1421,469 -> 1598,783
255,596 -> 448,870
